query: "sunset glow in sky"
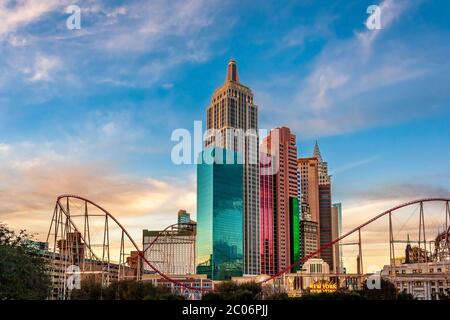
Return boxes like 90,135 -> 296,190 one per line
0,0 -> 449,262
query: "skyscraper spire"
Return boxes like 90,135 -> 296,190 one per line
205,59 -> 260,276
313,140 -> 323,162
226,58 -> 239,83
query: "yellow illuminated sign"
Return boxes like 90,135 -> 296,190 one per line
309,281 -> 337,293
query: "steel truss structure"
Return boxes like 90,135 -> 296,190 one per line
262,198 -> 450,289
46,196 -> 450,298
46,195 -> 200,299
143,223 -> 196,275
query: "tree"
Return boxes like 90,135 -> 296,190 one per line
397,291 -> 415,300
437,288 -> 450,301
264,292 -> 290,300
359,278 -> 414,300
70,279 -> 184,300
0,223 -> 51,300
202,281 -> 262,300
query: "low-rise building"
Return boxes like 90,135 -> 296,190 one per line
380,229 -> 450,300
143,211 -> 196,276
142,274 -> 213,299
381,260 -> 450,300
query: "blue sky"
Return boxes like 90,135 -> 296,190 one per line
0,0 -> 449,242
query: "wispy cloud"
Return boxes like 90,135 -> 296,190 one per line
278,13 -> 336,50
355,182 -> 450,203
0,0 -> 234,96
0,143 -> 12,156
0,140 -> 196,241
357,0 -> 409,58
0,0 -> 64,39
24,54 -> 61,82
331,155 -> 380,176
259,0 -> 449,138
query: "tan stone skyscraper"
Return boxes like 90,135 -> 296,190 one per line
300,142 -> 334,270
298,156 -> 321,264
205,59 -> 260,275
298,157 -> 320,224
313,141 -> 330,185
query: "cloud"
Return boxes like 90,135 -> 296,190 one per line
336,181 -> 450,231
0,143 -> 12,156
6,34 -> 28,47
106,6 -> 127,18
0,0 -> 65,39
294,1 -> 421,116
335,180 -> 450,272
0,141 -> 196,242
278,13 -> 336,50
330,155 -> 380,176
25,54 -> 61,81
259,0 -> 449,138
0,0 -> 234,101
355,183 -> 450,203
358,0 -> 409,57
64,0 -> 225,59
67,109 -> 158,155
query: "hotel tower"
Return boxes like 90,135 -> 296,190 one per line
260,127 -> 300,274
204,60 -> 260,275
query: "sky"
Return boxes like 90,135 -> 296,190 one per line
0,0 -> 449,259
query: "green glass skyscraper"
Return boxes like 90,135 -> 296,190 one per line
196,147 -> 244,280
290,197 -> 300,271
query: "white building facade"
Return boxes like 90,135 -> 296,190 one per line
381,261 -> 450,300
143,228 -> 196,276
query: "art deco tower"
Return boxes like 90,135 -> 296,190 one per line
314,141 -> 334,271
205,60 -> 260,275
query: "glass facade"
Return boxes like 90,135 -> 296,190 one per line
260,152 -> 275,275
178,210 -> 191,225
290,197 -> 301,271
196,148 -> 244,280
319,184 -> 333,270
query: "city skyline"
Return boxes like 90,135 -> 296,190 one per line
1,0 -> 450,252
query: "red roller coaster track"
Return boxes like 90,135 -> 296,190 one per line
50,195 -> 202,291
261,197 -> 450,284
50,195 -> 450,292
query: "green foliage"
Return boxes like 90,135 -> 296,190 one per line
70,280 -> 104,300
0,223 -> 51,300
397,292 -> 415,300
0,223 -> 32,247
70,279 -> 185,300
435,288 -> 450,300
264,292 -> 290,300
359,278 -> 401,300
202,281 -> 262,300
